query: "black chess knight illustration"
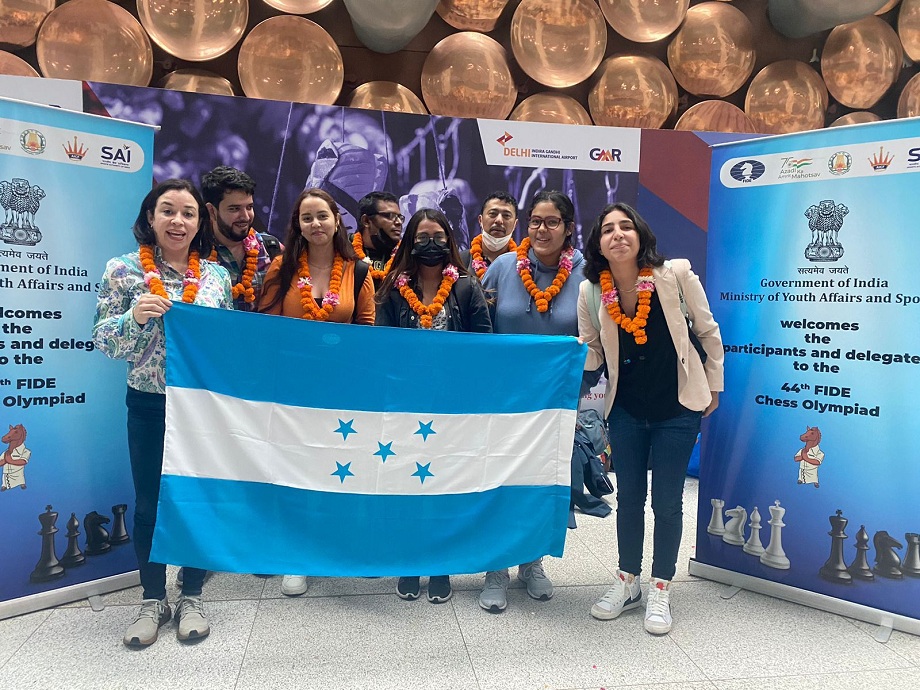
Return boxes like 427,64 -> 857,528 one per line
0,177 -> 45,246
804,199 -> 847,262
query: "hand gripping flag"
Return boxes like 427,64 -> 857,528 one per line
151,303 -> 586,576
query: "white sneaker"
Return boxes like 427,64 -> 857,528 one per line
175,595 -> 210,641
281,575 -> 308,596
123,598 -> 171,647
644,578 -> 672,634
591,570 -> 641,620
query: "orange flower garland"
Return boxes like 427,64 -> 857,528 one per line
296,251 -> 344,321
470,233 -> 516,279
600,267 -> 655,345
396,265 -> 459,329
139,244 -> 201,303
208,229 -> 259,303
352,232 -> 396,282
515,238 -> 574,313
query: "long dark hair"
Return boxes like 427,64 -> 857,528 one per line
260,188 -> 356,313
527,190 -> 575,249
132,179 -> 213,256
583,202 -> 665,283
376,208 -> 469,302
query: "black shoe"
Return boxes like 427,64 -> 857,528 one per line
397,576 -> 421,600
427,575 -> 452,603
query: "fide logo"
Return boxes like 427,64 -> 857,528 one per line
729,159 -> 765,183
804,199 -> 848,262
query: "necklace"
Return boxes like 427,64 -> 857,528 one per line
208,229 -> 259,303
296,250 -> 344,320
139,245 -> 200,303
396,264 -> 459,329
600,267 -> 655,344
470,233 -> 516,279
352,232 -> 395,282
515,238 -> 574,313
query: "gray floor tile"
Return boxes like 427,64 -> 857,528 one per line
563,684 -> 716,690
453,586 -> 706,690
0,601 -> 257,690
847,618 -> 920,665
235,595 -> 479,690
0,610 -> 50,670
667,582 -> 912,680
262,574 -> 396,599
714,667 -> 920,690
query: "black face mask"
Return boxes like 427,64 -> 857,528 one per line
372,228 -> 398,253
412,242 -> 449,266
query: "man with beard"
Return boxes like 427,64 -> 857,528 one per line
201,166 -> 278,311
352,191 -> 403,288
461,192 -> 519,280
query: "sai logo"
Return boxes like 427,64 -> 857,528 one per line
729,159 -> 765,183
828,151 -> 852,175
19,129 -> 46,155
101,144 -> 132,168
589,148 -> 622,162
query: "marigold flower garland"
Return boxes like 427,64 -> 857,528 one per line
396,264 -> 459,329
516,238 -> 574,313
352,232 -> 395,282
470,233 -> 516,279
296,251 -> 344,321
139,244 -> 200,303
208,229 -> 259,303
600,267 -> 655,345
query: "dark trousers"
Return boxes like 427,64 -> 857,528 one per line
126,387 -> 206,600
607,405 -> 702,581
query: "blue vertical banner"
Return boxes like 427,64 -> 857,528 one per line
0,97 -> 154,617
698,119 -> 920,627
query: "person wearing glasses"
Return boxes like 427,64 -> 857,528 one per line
353,191 -> 404,287
375,207 -> 492,603
478,190 -> 585,612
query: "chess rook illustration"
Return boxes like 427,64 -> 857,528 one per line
818,510 -> 852,584
109,504 -> 130,545
872,530 -> 903,579
722,506 -> 747,546
743,506 -> 766,556
846,525 -> 874,581
60,512 -> 86,568
30,505 -> 65,583
707,498 -> 726,535
760,500 -> 791,570
902,533 -> 920,578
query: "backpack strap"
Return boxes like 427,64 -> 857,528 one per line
587,281 -> 602,331
665,259 -> 690,324
352,259 -> 370,324
259,233 -> 282,260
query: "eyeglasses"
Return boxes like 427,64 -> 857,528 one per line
414,235 -> 449,248
528,216 -> 564,230
371,211 -> 405,223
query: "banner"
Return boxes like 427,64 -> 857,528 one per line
152,304 -> 585,576
697,119 -> 920,631
0,97 -> 154,618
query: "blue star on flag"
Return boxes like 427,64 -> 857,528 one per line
331,462 -> 354,483
374,441 -> 396,463
412,462 -> 434,484
414,420 -> 436,442
334,419 -> 356,440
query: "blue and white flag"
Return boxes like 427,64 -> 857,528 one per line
151,304 -> 586,576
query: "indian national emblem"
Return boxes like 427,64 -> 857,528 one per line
0,178 -> 45,246
804,200 -> 847,262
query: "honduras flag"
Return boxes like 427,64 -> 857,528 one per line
151,303 -> 586,576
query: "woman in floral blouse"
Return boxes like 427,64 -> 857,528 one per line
93,179 -> 232,648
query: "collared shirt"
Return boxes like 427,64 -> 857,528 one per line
92,247 -> 232,394
210,231 -> 274,311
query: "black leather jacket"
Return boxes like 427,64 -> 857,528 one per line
375,275 -> 492,332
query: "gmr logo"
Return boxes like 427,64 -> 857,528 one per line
589,147 -> 622,162
102,145 -> 131,164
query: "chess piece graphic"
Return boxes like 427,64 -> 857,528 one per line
722,506 -> 747,546
707,498 -> 726,535
60,512 -> 86,568
846,525 -> 874,581
902,533 -> 920,578
83,511 -> 111,555
804,199 -> 847,262
872,530 -> 903,579
760,500 -> 791,569
743,506 -> 765,556
818,510 -> 852,584
30,505 -> 65,583
109,504 -> 130,544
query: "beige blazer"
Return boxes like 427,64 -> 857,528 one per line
577,259 -> 724,418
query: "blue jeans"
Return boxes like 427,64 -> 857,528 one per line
126,387 -> 206,600
606,406 -> 702,581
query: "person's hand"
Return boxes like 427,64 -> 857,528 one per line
703,391 -> 720,417
132,293 -> 172,326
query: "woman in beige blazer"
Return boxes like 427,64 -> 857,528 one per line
577,202 -> 723,636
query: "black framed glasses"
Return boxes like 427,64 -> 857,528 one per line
370,211 -> 405,223
528,216 -> 563,230
414,235 -> 449,248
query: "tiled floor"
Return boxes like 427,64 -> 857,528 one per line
0,477 -> 918,690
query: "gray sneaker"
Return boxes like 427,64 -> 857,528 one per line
123,598 -> 171,647
518,559 -> 554,600
175,595 -> 210,641
479,569 -> 510,612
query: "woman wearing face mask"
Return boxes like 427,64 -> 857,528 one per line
375,207 -> 492,602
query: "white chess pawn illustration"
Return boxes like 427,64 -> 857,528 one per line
707,498 -> 726,535
760,500 -> 791,569
722,506 -> 747,546
743,506 -> 765,556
